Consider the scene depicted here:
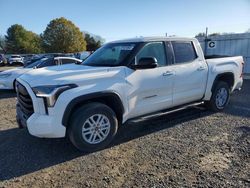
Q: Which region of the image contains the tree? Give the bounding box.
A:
[42,17,86,53]
[209,33,220,37]
[195,32,206,37]
[0,35,6,53]
[84,33,101,51]
[5,24,43,54]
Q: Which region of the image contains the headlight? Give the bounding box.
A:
[32,84,78,107]
[0,73,12,78]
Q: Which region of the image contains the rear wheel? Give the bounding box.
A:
[205,81,230,112]
[68,102,118,152]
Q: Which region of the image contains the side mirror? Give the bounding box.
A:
[132,57,158,69]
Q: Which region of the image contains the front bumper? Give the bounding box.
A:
[16,79,66,138]
[30,114,65,138]
[17,104,66,138]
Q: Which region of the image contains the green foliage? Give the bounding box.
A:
[42,17,86,53]
[3,18,103,54]
[209,33,220,37]
[84,33,101,51]
[5,24,43,54]
[0,35,6,53]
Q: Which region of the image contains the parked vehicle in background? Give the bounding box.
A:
[22,54,34,64]
[8,55,24,66]
[0,54,6,66]
[15,37,244,151]
[79,51,91,60]
[0,57,82,90]
[24,56,45,67]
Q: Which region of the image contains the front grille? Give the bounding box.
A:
[16,82,34,119]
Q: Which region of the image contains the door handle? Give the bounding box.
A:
[163,71,174,76]
[197,66,206,71]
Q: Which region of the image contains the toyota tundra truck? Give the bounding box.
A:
[16,37,244,151]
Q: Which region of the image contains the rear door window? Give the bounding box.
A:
[38,58,56,68]
[172,41,197,64]
[61,59,75,65]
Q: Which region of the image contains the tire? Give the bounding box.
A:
[205,81,230,112]
[13,80,17,92]
[68,102,118,152]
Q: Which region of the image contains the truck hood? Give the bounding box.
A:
[18,64,125,87]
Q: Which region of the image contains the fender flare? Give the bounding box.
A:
[211,72,234,92]
[62,91,125,127]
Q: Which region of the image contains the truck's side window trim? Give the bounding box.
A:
[171,41,198,64]
[164,41,175,65]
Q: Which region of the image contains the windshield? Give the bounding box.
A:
[25,58,48,68]
[83,42,138,66]
[11,55,20,58]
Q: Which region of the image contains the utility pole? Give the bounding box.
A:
[205,27,208,39]
[204,27,208,56]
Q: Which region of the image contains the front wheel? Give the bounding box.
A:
[205,81,230,112]
[68,102,118,152]
[13,80,17,92]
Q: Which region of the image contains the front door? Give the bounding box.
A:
[125,42,174,118]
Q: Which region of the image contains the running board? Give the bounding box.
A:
[128,101,204,123]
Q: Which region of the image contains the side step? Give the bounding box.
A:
[128,101,204,123]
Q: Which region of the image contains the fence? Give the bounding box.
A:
[196,33,250,73]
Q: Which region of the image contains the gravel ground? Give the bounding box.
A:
[0,80,249,187]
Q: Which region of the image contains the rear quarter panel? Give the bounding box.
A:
[204,56,244,100]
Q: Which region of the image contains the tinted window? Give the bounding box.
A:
[37,58,56,68]
[61,59,75,65]
[136,42,167,66]
[24,58,48,68]
[54,59,60,65]
[172,41,197,64]
[11,55,20,58]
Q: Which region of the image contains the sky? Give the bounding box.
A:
[0,0,249,42]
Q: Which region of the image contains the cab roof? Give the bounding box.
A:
[110,36,197,43]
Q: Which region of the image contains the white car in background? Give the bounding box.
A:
[8,55,24,65]
[0,57,82,90]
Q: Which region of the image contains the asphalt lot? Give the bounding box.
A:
[0,79,249,187]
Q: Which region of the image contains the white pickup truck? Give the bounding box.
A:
[16,37,244,151]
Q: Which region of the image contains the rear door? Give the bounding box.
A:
[126,42,175,118]
[171,41,208,106]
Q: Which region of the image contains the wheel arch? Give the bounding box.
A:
[62,91,125,127]
[211,72,234,92]
[13,79,17,91]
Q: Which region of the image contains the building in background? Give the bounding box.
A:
[196,33,250,73]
